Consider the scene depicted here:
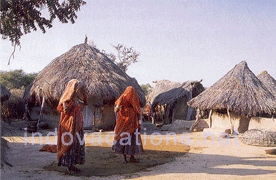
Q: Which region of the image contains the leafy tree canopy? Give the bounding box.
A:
[140,83,152,96]
[1,0,86,47]
[0,69,37,90]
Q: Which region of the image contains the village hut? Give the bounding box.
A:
[23,42,146,130]
[1,83,11,103]
[188,61,276,133]
[257,71,276,97]
[149,80,205,124]
[147,80,183,104]
[243,70,276,130]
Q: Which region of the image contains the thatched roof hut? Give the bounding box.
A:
[188,61,276,133]
[1,83,11,103]
[24,43,146,130]
[188,61,276,116]
[257,71,276,97]
[149,80,204,124]
[147,80,182,104]
[24,43,145,107]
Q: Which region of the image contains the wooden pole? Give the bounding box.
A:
[151,114,155,125]
[190,108,200,131]
[227,108,233,134]
[37,96,45,129]
[209,109,213,128]
[93,107,96,127]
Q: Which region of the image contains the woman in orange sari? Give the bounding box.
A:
[57,79,88,173]
[112,86,143,163]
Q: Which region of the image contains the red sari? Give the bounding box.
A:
[112,86,143,155]
[56,79,88,166]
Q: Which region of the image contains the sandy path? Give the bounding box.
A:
[1,129,276,180]
[132,131,276,180]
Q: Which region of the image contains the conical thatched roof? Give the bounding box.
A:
[188,61,276,116]
[150,80,204,111]
[257,71,276,97]
[147,80,182,104]
[24,43,146,107]
[0,83,11,102]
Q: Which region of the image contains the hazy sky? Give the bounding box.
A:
[1,0,275,87]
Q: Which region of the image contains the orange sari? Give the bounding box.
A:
[114,86,141,141]
[56,79,88,161]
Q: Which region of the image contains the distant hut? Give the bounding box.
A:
[188,61,276,133]
[24,42,146,130]
[149,80,204,124]
[148,80,183,104]
[257,71,276,97]
[1,83,11,103]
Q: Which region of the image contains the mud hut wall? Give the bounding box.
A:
[29,103,116,130]
[171,97,197,122]
[43,114,60,128]
[212,114,276,132]
[94,105,116,130]
[248,117,276,131]
[170,119,210,131]
[197,118,211,129]
[102,105,116,130]
[173,96,189,120]
[29,106,60,128]
[211,111,250,133]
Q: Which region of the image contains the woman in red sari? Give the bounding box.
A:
[112,86,143,163]
[57,79,88,173]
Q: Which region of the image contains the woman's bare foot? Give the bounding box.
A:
[67,165,80,174]
[123,154,128,163]
[66,166,74,174]
[129,155,139,163]
[71,166,81,173]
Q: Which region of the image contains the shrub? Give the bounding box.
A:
[1,89,25,123]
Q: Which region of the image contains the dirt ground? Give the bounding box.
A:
[1,126,276,180]
[44,131,190,177]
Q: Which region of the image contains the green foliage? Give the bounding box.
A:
[103,44,140,72]
[140,83,152,96]
[1,89,25,121]
[0,0,86,47]
[0,70,37,90]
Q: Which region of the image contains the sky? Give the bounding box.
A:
[1,0,275,88]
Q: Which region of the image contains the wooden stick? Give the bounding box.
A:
[209,109,213,128]
[227,108,234,134]
[93,107,96,127]
[190,109,200,131]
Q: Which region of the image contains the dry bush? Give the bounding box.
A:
[1,89,24,123]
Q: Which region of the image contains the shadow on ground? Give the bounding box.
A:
[43,144,190,177]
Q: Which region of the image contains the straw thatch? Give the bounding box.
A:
[151,80,204,111]
[257,71,276,97]
[1,83,11,103]
[240,129,276,147]
[188,61,276,116]
[147,80,182,104]
[150,80,204,123]
[23,43,146,107]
